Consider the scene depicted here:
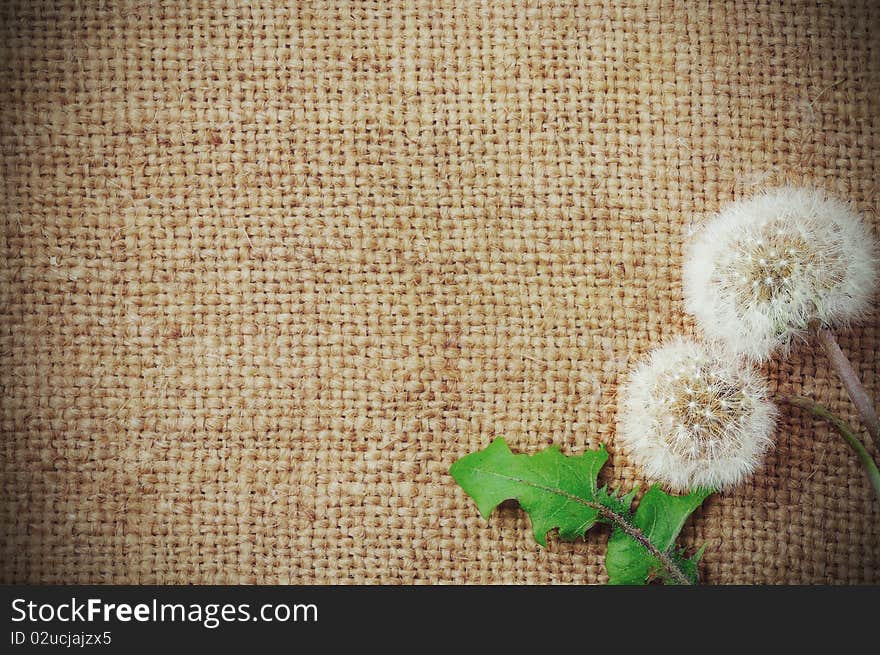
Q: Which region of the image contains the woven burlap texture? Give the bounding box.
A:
[2,1,878,584]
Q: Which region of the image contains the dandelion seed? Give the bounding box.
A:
[683,187,879,360]
[617,338,777,491]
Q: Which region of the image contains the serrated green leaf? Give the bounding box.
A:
[451,439,712,585]
[597,484,639,516]
[605,485,713,585]
[449,438,609,546]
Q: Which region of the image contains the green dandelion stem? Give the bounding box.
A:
[779,394,880,505]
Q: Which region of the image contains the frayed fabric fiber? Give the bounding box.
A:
[1,1,879,584]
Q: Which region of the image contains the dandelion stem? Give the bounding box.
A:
[815,327,880,450]
[778,395,880,505]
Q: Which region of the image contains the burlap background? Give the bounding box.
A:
[1,0,878,584]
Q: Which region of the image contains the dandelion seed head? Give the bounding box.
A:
[683,187,879,360]
[617,338,777,491]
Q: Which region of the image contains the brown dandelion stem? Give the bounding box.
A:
[815,327,880,450]
[778,395,880,505]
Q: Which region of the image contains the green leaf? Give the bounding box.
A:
[450,439,713,585]
[449,438,610,546]
[605,485,712,585]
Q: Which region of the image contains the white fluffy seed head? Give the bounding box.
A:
[683,187,879,361]
[617,338,777,492]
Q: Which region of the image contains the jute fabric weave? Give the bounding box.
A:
[2,0,878,583]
